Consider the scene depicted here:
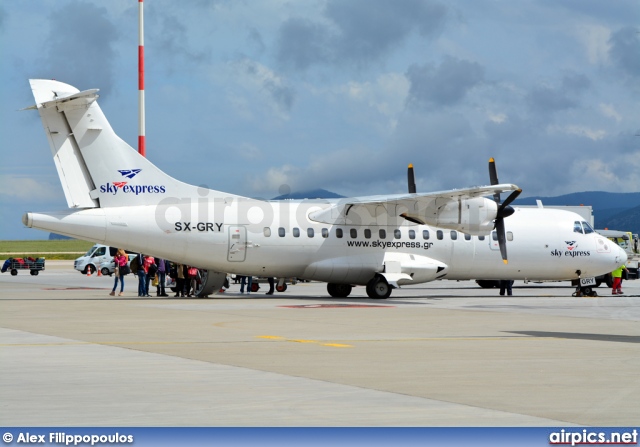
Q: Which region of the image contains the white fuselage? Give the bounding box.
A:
[25,200,627,285]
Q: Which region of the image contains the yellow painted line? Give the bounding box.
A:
[257,335,353,348]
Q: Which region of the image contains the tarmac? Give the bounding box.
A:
[1,261,639,427]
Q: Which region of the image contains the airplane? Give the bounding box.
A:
[22,79,627,298]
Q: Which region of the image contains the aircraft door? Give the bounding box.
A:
[228,226,247,262]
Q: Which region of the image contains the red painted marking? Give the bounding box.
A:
[112,182,127,189]
[138,135,146,157]
[43,287,109,290]
[138,46,144,90]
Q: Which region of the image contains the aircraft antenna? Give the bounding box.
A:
[138,0,146,157]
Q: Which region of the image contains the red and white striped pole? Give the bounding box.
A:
[138,0,146,157]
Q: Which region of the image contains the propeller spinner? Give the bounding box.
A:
[488,158,522,264]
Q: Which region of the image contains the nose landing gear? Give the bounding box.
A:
[571,270,598,297]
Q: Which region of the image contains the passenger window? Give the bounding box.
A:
[492,231,498,241]
[364,229,372,239]
[109,247,118,256]
[350,228,357,238]
[450,231,457,240]
[574,221,583,234]
[409,230,415,240]
[264,227,271,237]
[464,233,471,241]
[507,231,513,241]
[478,235,485,241]
[394,229,401,239]
[307,228,314,238]
[379,229,386,239]
[322,228,329,238]
[293,228,300,238]
[437,230,443,240]
[336,228,343,238]
[582,221,594,234]
[278,227,285,237]
[422,230,430,240]
[94,247,106,257]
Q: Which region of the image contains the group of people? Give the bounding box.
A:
[108,250,201,298]
[236,276,276,295]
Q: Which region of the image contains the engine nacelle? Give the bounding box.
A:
[401,197,497,236]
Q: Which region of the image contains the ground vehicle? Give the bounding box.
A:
[2,257,45,276]
[597,230,639,280]
[74,244,117,275]
[75,245,136,275]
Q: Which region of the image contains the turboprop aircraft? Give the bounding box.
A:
[22,79,627,298]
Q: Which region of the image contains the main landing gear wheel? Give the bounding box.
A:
[327,283,352,298]
[276,283,287,292]
[366,276,392,299]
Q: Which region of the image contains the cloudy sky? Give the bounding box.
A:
[1,0,639,240]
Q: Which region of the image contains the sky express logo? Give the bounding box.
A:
[551,241,591,258]
[99,169,167,195]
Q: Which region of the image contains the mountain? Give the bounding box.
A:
[48,233,72,240]
[515,191,640,209]
[272,189,345,200]
[515,191,640,235]
[598,205,640,235]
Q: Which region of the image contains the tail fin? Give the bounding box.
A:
[29,79,239,208]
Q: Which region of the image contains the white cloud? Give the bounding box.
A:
[488,112,507,124]
[0,175,62,201]
[228,58,295,120]
[574,24,611,65]
[548,124,606,141]
[343,73,409,115]
[599,103,622,122]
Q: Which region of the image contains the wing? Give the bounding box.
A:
[308,184,519,235]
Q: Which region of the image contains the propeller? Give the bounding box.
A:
[407,163,416,194]
[488,158,522,264]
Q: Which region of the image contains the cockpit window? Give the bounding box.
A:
[573,221,583,234]
[581,221,594,234]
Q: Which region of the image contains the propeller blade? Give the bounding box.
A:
[407,163,416,194]
[495,218,508,264]
[488,157,500,203]
[500,188,522,210]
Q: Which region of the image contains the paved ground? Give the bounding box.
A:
[1,261,639,426]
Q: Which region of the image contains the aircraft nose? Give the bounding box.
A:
[616,245,628,266]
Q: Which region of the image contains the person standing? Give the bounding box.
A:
[499,280,514,296]
[135,253,146,297]
[143,254,156,297]
[611,264,628,295]
[109,249,128,297]
[266,277,275,295]
[174,263,185,297]
[240,275,253,294]
[238,275,246,293]
[156,258,169,297]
